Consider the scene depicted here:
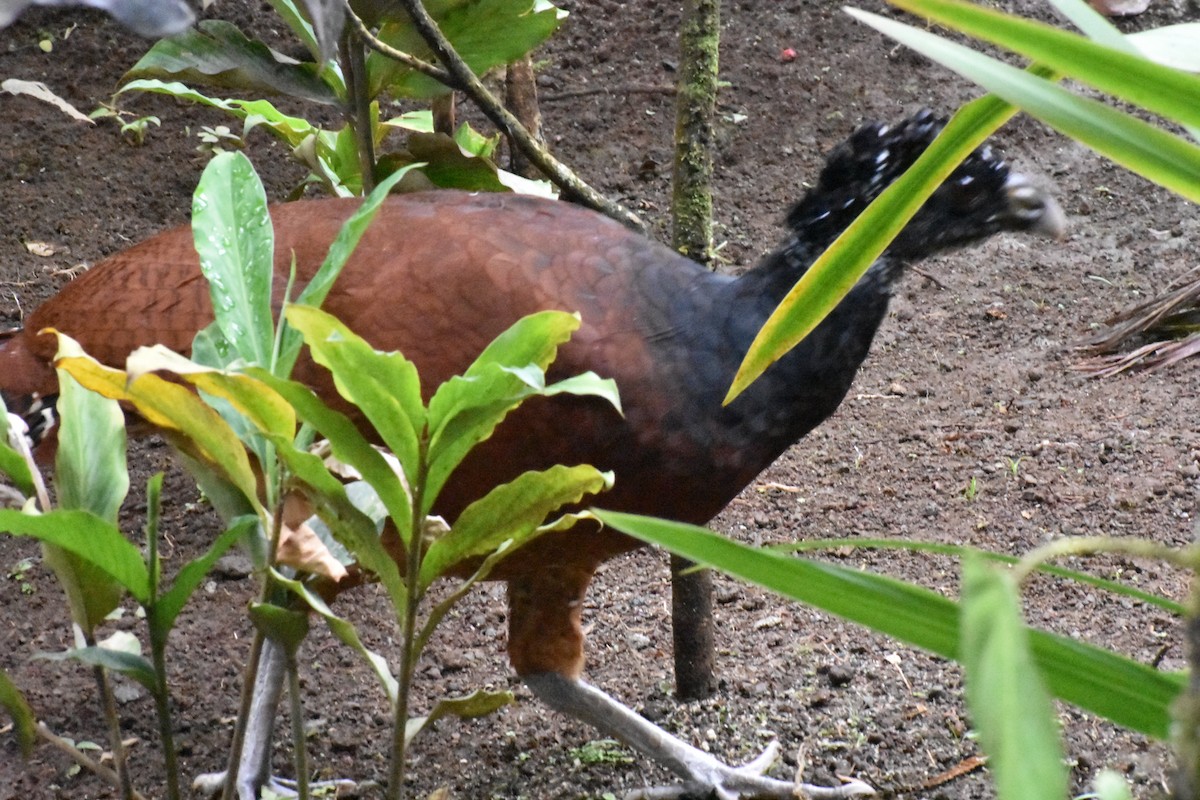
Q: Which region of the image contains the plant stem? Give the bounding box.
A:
[149,631,182,800]
[389,0,644,230]
[339,25,377,194]
[87,633,135,800]
[388,432,432,800]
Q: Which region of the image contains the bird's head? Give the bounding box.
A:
[785,108,1066,262]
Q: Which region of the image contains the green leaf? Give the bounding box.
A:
[248,602,310,653]
[277,164,421,374]
[425,311,617,512]
[57,354,261,513]
[961,558,1067,800]
[845,8,1200,203]
[153,517,253,640]
[367,0,565,99]
[885,0,1200,130]
[37,645,157,691]
[0,670,36,757]
[0,510,151,605]
[725,96,1019,401]
[404,688,514,746]
[283,305,425,483]
[121,19,338,105]
[127,347,296,442]
[779,537,1184,615]
[596,510,1182,738]
[271,570,399,705]
[193,151,277,368]
[243,368,415,547]
[420,465,613,589]
[53,336,129,523]
[404,131,509,193]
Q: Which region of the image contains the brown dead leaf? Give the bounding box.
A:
[276,520,349,582]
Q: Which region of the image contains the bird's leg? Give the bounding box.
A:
[523,672,874,800]
[193,636,285,798]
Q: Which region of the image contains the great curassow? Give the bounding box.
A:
[0,110,1064,799]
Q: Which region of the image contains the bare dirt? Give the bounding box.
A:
[1,1,1198,799]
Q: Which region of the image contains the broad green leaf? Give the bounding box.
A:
[596,510,1182,738]
[420,465,613,589]
[37,645,157,691]
[366,0,565,99]
[780,537,1184,614]
[193,151,276,368]
[961,558,1067,800]
[725,95,1019,401]
[56,354,260,509]
[153,517,254,640]
[404,131,509,193]
[462,309,580,379]
[0,670,35,757]
[243,368,414,546]
[54,335,128,523]
[404,688,514,746]
[0,510,151,604]
[271,570,398,705]
[264,0,323,65]
[249,602,310,653]
[120,20,338,105]
[278,163,421,374]
[426,311,618,512]
[127,346,296,441]
[886,0,1200,130]
[283,305,424,483]
[846,9,1200,203]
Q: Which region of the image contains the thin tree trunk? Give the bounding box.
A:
[669,0,720,701]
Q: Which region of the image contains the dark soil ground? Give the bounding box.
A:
[2,1,1199,798]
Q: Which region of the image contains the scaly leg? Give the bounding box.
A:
[523,672,875,800]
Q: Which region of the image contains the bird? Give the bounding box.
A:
[0,109,1064,799]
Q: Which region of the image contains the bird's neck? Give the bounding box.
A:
[709,241,901,450]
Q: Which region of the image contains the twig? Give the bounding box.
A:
[36,722,150,800]
[388,0,644,231]
[343,8,452,87]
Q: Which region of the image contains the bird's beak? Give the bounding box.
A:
[1004,173,1068,240]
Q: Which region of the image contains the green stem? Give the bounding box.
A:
[149,629,181,800]
[388,431,431,800]
[87,631,135,800]
[143,474,181,800]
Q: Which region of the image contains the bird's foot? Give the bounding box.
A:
[192,770,358,799]
[523,673,874,800]
[623,741,874,800]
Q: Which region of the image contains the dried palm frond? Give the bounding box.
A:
[1072,266,1200,377]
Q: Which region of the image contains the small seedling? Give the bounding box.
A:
[1005,457,1023,478]
[569,739,635,766]
[963,476,979,502]
[7,557,36,594]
